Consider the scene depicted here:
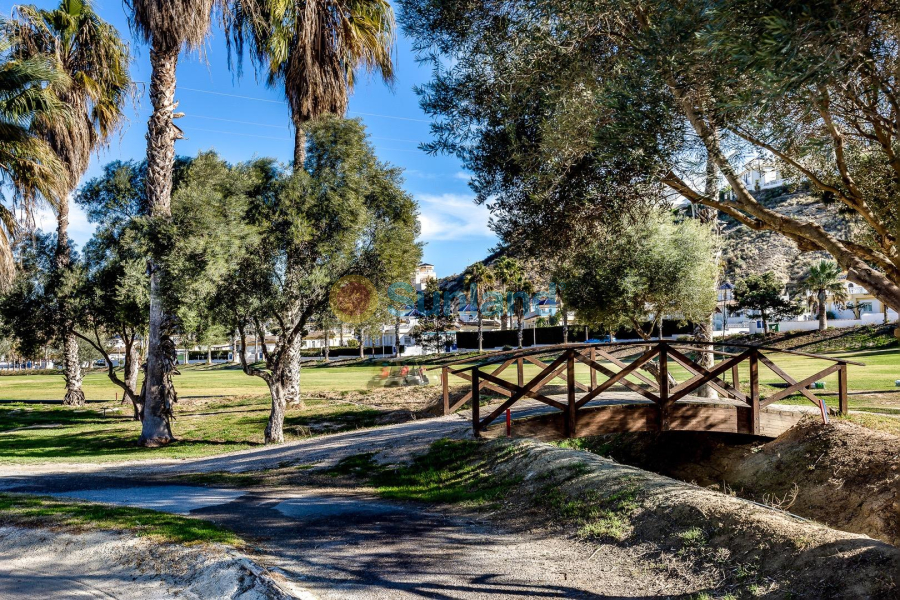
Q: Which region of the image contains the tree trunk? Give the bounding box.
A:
[140,45,182,447]
[561,303,568,344]
[517,311,524,348]
[339,326,344,346]
[324,329,330,361]
[286,336,303,408]
[695,155,719,399]
[55,196,86,407]
[477,309,483,352]
[293,122,307,169]
[818,290,828,331]
[61,334,85,406]
[264,377,287,444]
[206,345,212,365]
[394,319,400,357]
[359,332,365,359]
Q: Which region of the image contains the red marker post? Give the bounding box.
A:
[506,409,511,437]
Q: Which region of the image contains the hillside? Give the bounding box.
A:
[719,185,851,284]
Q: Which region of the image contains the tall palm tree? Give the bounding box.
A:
[492,256,520,331]
[798,261,849,331]
[9,0,131,407]
[128,0,220,445]
[463,262,494,353]
[512,273,535,349]
[225,0,396,165]
[0,27,70,285]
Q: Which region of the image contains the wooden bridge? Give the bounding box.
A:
[437,340,862,441]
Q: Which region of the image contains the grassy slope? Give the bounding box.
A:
[0,493,241,545]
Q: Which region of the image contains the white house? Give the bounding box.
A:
[729,158,786,198]
[414,263,436,292]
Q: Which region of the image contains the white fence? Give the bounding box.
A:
[749,310,898,334]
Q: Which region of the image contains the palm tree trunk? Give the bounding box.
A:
[293,122,307,168]
[140,45,182,447]
[818,290,827,331]
[477,308,483,352]
[55,197,86,407]
[517,310,524,348]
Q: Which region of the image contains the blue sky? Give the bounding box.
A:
[3,0,498,278]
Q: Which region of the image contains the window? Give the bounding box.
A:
[860,302,873,313]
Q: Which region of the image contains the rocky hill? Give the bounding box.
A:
[719,185,850,285]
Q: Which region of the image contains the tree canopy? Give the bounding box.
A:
[559,212,719,339]
[397,0,900,314]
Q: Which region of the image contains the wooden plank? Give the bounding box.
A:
[757,354,823,408]
[589,347,597,390]
[574,347,661,407]
[566,352,577,437]
[838,362,848,415]
[442,367,450,415]
[476,354,571,428]
[668,350,754,403]
[517,358,524,387]
[524,354,590,392]
[472,370,481,437]
[762,364,840,407]
[477,371,566,412]
[666,346,748,403]
[594,349,660,390]
[448,358,516,410]
[749,351,760,435]
[732,365,740,393]
[659,345,670,431]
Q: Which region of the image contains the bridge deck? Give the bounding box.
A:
[478,392,814,441]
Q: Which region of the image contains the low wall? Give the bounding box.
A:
[749,313,896,334]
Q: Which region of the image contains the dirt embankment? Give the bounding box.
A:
[0,526,296,599]
[492,439,900,599]
[569,418,900,546]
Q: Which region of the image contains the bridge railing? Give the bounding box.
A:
[436,340,861,438]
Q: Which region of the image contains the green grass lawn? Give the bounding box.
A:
[0,346,895,466]
[0,493,241,545]
[0,395,383,464]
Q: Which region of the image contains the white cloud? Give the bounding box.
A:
[454,171,473,182]
[416,193,494,242]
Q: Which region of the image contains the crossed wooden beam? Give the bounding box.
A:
[442,341,852,438]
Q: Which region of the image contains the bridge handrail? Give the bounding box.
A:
[430,339,864,373]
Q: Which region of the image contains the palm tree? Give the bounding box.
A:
[511,274,535,349]
[225,0,396,165]
[492,256,520,330]
[0,27,70,285]
[128,0,220,445]
[9,0,131,407]
[463,262,494,353]
[798,261,849,331]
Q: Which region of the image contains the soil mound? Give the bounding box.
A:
[570,417,900,546]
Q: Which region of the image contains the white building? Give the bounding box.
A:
[730,158,786,197]
[414,263,436,291]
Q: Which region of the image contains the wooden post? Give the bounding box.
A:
[732,364,741,393]
[749,351,760,435]
[838,362,848,415]
[658,343,670,431]
[442,366,450,415]
[566,350,577,437]
[517,358,524,387]
[589,347,597,390]
[472,369,481,438]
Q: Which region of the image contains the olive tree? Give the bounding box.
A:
[210,117,420,444]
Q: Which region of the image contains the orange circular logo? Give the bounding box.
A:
[329,275,378,324]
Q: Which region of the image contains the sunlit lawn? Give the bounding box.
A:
[0,362,404,403]
[0,395,383,464]
[0,346,895,465]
